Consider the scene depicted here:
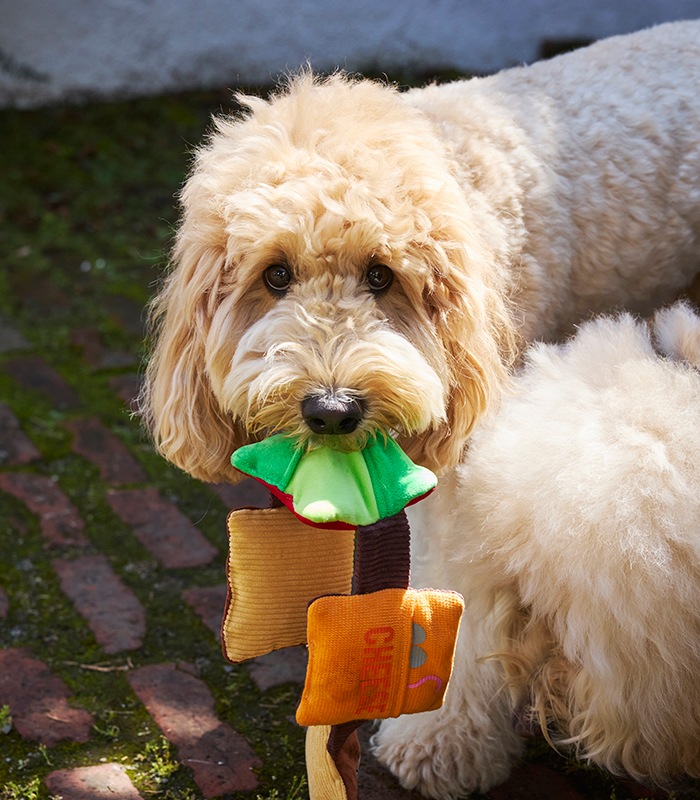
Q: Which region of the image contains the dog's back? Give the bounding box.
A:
[408,21,700,339]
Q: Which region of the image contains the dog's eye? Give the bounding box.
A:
[263,264,292,294]
[366,264,393,294]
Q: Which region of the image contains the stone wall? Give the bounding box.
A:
[2,0,699,107]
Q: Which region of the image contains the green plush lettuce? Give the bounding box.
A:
[230,434,437,528]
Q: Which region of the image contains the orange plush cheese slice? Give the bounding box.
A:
[296,588,464,726]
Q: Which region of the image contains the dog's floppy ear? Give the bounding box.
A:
[403,228,517,474]
[140,241,249,485]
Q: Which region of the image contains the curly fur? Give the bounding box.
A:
[140,19,700,798]
[375,303,700,797]
[141,21,700,487]
[141,73,516,482]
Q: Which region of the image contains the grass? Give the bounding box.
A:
[0,87,309,799]
[1,80,699,800]
[0,705,12,734]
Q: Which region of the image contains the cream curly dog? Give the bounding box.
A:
[141,19,700,797]
[380,302,700,797]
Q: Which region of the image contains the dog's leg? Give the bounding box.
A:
[372,593,523,799]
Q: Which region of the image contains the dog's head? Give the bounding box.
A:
[141,73,516,484]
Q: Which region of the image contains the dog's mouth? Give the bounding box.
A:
[254,427,393,457]
[244,424,380,454]
[241,387,414,454]
[220,322,449,457]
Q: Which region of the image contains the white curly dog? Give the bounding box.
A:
[141,20,700,797]
[376,302,700,797]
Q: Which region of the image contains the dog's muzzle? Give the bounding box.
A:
[301,394,365,435]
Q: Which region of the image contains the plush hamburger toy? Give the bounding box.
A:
[222,433,464,800]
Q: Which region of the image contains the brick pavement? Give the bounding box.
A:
[0,312,674,800]
[45,764,144,800]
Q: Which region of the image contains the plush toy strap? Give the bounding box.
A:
[300,511,464,799]
[222,436,463,799]
[320,511,412,796]
[354,513,412,593]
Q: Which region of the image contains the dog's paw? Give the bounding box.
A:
[372,711,522,799]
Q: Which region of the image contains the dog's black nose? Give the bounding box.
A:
[301,394,364,435]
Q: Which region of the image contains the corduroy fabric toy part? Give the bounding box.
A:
[222,433,464,800]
